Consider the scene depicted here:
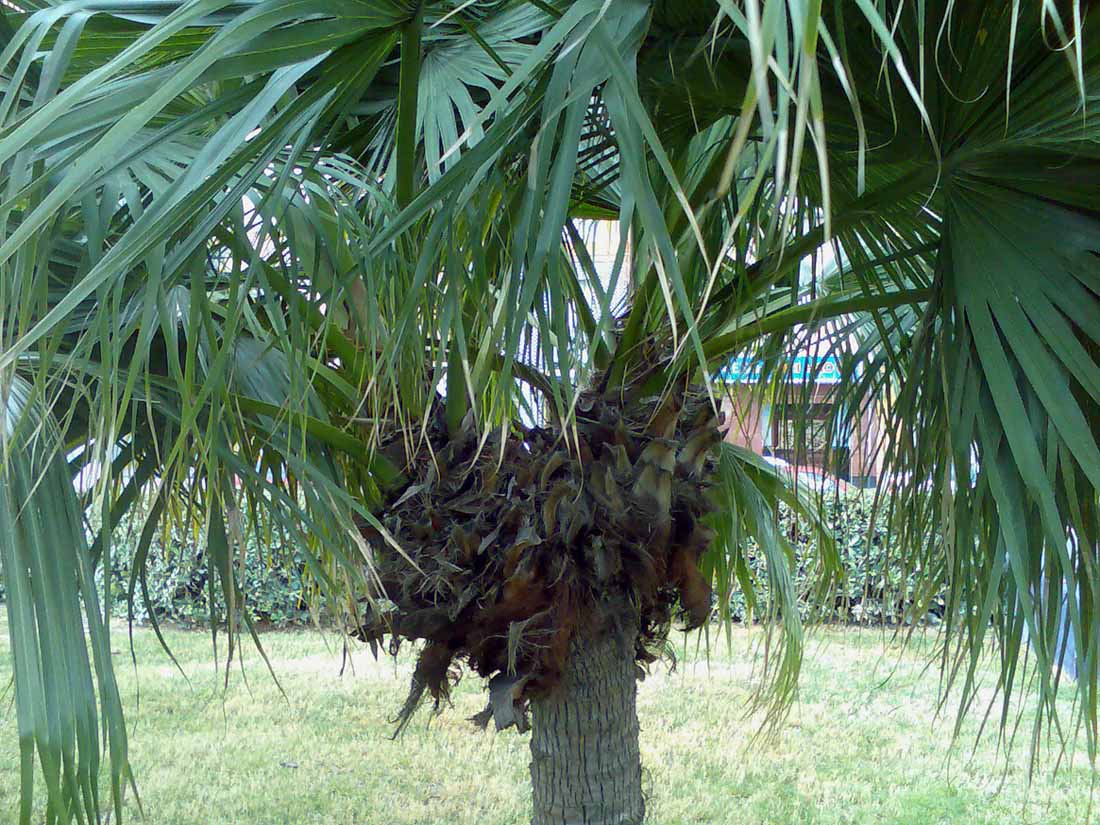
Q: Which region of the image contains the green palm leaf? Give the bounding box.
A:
[4,0,1100,819]
[1,375,129,824]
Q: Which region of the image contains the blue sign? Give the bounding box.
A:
[719,354,843,384]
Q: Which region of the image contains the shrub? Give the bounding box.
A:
[0,491,935,628]
[728,489,944,625]
[95,517,315,629]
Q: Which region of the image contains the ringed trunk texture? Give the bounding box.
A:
[529,625,644,825]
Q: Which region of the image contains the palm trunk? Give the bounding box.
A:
[529,625,645,825]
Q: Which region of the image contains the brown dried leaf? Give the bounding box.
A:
[477,524,503,556]
[541,480,574,537]
[604,443,632,477]
[392,482,430,508]
[539,451,568,490]
[487,673,531,732]
[677,427,721,476]
[639,439,676,471]
[564,496,592,547]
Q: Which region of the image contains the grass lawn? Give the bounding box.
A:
[0,618,1094,824]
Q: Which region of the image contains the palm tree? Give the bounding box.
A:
[2,1,1099,823]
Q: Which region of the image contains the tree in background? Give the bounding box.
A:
[1,2,1098,823]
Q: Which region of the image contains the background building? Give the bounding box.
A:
[719,352,883,487]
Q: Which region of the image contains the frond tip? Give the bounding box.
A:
[1,375,130,825]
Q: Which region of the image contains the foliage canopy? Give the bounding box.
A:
[2,1,1100,821]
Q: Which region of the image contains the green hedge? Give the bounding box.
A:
[94,519,314,629]
[728,490,943,625]
[106,548,311,629]
[0,492,935,628]
[0,508,315,627]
